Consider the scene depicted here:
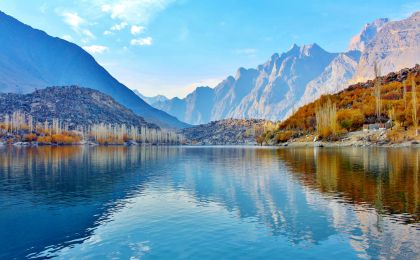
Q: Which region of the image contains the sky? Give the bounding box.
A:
[0,0,418,98]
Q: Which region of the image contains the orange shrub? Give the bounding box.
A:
[51,134,81,145]
[24,133,37,142]
[37,136,52,144]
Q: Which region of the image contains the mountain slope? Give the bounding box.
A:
[132,90,168,106]
[353,12,420,82]
[348,18,390,52]
[0,86,157,129]
[296,50,361,111]
[155,44,337,124]
[156,12,419,124]
[0,11,187,129]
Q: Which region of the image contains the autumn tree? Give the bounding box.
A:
[316,98,338,139]
[412,79,418,135]
[373,62,382,122]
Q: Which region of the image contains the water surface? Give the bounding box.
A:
[0,146,419,259]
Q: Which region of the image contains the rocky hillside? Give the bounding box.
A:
[0,86,157,129]
[262,65,420,144]
[181,119,274,145]
[0,11,187,129]
[155,12,420,124]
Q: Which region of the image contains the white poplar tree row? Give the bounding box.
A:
[0,111,186,144]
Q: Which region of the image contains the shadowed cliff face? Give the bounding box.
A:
[0,146,418,259]
[0,11,188,129]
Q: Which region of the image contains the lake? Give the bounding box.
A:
[0,146,419,259]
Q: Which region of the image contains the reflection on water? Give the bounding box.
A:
[0,146,418,259]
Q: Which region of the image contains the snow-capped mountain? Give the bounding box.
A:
[0,11,188,129]
[155,11,420,124]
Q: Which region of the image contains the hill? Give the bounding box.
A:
[0,11,187,129]
[181,119,274,145]
[261,65,420,144]
[0,86,157,129]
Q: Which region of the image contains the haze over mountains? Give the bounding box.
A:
[0,11,187,129]
[154,12,420,125]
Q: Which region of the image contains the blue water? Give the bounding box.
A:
[0,146,419,259]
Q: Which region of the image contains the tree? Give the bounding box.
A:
[412,79,418,136]
[316,98,338,139]
[373,62,382,122]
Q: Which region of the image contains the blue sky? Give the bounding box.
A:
[0,0,418,98]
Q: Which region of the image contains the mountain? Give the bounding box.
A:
[348,18,390,52]
[295,50,361,113]
[132,90,168,106]
[353,11,420,82]
[0,86,157,129]
[155,86,214,125]
[156,12,419,124]
[0,11,187,129]
[155,44,337,124]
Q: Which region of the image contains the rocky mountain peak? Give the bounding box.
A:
[348,17,389,52]
[299,43,324,57]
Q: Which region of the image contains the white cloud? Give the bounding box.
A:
[103,30,112,35]
[62,12,85,28]
[110,22,128,31]
[61,11,95,40]
[83,45,109,54]
[130,37,152,46]
[99,0,177,24]
[61,35,74,42]
[130,25,145,35]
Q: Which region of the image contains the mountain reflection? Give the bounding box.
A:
[276,147,420,223]
[0,146,419,259]
[0,146,180,259]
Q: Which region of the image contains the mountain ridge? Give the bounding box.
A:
[155,12,419,125]
[0,11,188,129]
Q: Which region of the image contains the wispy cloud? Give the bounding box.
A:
[61,35,74,42]
[62,12,84,28]
[130,37,153,46]
[99,0,177,24]
[83,45,109,54]
[61,11,95,40]
[131,25,145,35]
[110,22,128,31]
